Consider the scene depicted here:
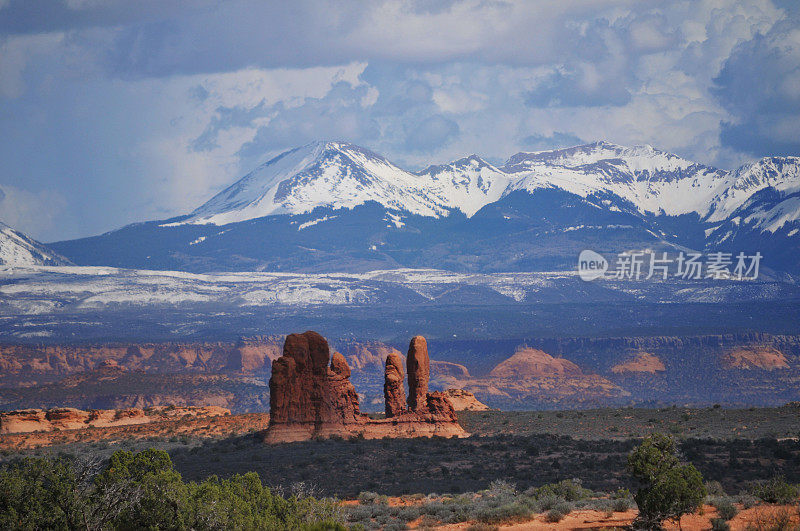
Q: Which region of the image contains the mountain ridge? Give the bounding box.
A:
[180,140,800,232]
[47,140,800,275]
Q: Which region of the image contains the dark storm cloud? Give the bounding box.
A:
[712,16,800,157]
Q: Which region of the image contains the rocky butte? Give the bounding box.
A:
[264,332,467,443]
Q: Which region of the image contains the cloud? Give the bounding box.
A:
[404,114,459,152]
[232,82,381,162]
[712,15,800,157]
[0,1,671,77]
[0,185,67,241]
[525,64,633,108]
[0,0,797,240]
[522,132,585,151]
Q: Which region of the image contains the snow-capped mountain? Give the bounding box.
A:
[188,141,451,224]
[706,156,800,223]
[51,140,800,275]
[0,222,71,267]
[186,140,799,230]
[503,141,733,218]
[415,155,510,217]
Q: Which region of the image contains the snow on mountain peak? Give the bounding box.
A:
[503,140,697,176]
[188,140,449,225]
[415,154,510,216]
[503,141,732,217]
[183,140,799,228]
[706,156,800,223]
[0,222,71,267]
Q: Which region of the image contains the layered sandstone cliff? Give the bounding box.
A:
[0,405,229,434]
[0,337,284,387]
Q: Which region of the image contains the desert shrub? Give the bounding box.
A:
[484,479,516,497]
[627,433,706,530]
[346,505,372,522]
[553,500,572,515]
[750,476,799,504]
[735,493,759,509]
[357,491,382,505]
[544,508,566,522]
[367,503,391,519]
[396,506,421,522]
[711,497,738,521]
[481,502,530,523]
[537,494,567,511]
[528,478,592,501]
[584,498,612,512]
[706,480,727,497]
[612,487,632,499]
[710,517,730,531]
[748,506,794,531]
[612,497,631,512]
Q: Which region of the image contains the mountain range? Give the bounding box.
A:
[18,140,800,275]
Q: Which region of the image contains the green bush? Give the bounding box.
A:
[536,494,566,511]
[627,433,706,530]
[710,517,730,531]
[711,497,738,521]
[552,500,572,515]
[750,476,799,504]
[612,497,631,512]
[544,508,566,522]
[528,479,592,501]
[0,449,345,531]
[705,480,727,496]
[734,493,759,509]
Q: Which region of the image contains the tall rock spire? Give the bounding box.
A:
[406,335,430,411]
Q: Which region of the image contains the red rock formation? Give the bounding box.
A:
[384,352,406,417]
[431,360,471,379]
[407,336,430,411]
[0,406,229,434]
[266,332,362,441]
[337,341,403,371]
[442,389,491,411]
[611,352,666,374]
[721,345,789,370]
[425,392,458,421]
[265,331,467,443]
[447,347,629,407]
[0,337,285,388]
[227,337,281,372]
[488,348,582,378]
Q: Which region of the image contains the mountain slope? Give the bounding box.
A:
[187,141,451,224]
[0,222,71,267]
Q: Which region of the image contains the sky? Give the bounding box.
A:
[0,0,798,242]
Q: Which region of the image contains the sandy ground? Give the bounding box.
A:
[463,505,798,530]
[373,503,800,530]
